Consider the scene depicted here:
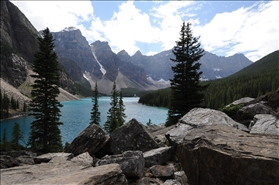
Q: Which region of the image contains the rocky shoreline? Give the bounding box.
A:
[1,91,279,185]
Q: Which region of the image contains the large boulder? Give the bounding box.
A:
[110,119,159,154]
[226,97,255,107]
[175,124,279,185]
[96,150,145,178]
[0,150,36,169]
[143,146,175,168]
[250,114,279,135]
[64,123,107,156]
[237,103,272,120]
[0,159,128,185]
[166,108,248,145]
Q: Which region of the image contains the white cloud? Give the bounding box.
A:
[10,1,278,61]
[199,1,279,62]
[88,1,161,55]
[146,51,158,56]
[11,1,93,32]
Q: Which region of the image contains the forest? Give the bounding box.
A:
[138,50,279,110]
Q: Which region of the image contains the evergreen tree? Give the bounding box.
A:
[90,83,101,125]
[147,119,152,126]
[11,122,23,146]
[117,91,126,127]
[23,102,28,112]
[11,96,17,110]
[166,22,208,126]
[104,82,119,134]
[28,27,63,153]
[0,90,3,119]
[2,93,10,118]
[1,129,11,151]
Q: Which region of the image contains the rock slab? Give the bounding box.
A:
[166,108,249,145]
[0,160,128,185]
[175,124,279,185]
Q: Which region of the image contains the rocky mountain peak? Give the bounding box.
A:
[133,50,143,57]
[91,41,111,52]
[117,50,130,57]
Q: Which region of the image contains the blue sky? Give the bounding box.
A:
[11,1,278,62]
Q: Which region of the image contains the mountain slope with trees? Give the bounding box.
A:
[203,49,279,109]
[138,50,279,110]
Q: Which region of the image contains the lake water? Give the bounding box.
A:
[0,97,168,146]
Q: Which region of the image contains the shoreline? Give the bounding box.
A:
[0,112,29,122]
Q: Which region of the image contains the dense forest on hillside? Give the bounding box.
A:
[138,50,279,110]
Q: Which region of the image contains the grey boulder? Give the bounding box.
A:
[96,150,145,178]
[110,119,159,154]
[250,114,279,135]
[166,108,248,145]
[143,146,175,168]
[175,124,279,185]
[64,123,107,156]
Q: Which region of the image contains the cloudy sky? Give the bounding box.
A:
[11,0,278,62]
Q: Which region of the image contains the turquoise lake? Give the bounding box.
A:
[0,97,168,146]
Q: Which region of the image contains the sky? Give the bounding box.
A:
[11,0,278,62]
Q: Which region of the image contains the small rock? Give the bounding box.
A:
[71,152,93,166]
[149,164,175,179]
[34,152,73,164]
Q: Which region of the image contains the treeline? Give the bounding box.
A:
[138,50,279,110]
[138,88,170,107]
[0,90,28,119]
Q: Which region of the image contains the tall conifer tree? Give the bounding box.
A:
[11,122,23,146]
[117,91,126,127]
[28,28,63,152]
[104,82,119,134]
[90,83,101,125]
[166,22,208,126]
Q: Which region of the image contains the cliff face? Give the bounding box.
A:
[0,0,39,63]
[0,1,78,96]
[0,0,39,87]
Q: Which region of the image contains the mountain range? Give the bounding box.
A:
[1,0,253,97]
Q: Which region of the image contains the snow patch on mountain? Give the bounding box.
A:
[215,75,222,79]
[90,47,106,76]
[147,76,170,86]
[213,68,222,71]
[83,72,90,81]
[62,27,78,32]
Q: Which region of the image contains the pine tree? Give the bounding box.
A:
[166,22,208,126]
[104,82,119,134]
[3,93,10,118]
[90,83,101,125]
[0,90,3,119]
[117,91,126,127]
[11,122,23,146]
[1,129,11,151]
[28,27,63,153]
